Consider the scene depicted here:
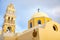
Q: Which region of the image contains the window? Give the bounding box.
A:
[8,17,10,20]
[30,22,32,28]
[7,27,11,31]
[53,24,58,31]
[11,17,13,21]
[38,20,41,24]
[8,17,10,23]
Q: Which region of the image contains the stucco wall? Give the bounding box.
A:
[39,28,60,40]
[17,27,39,40]
[39,21,60,40]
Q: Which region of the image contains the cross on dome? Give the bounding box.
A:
[38,8,40,12]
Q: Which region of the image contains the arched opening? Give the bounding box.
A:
[11,17,14,23]
[7,27,11,32]
[38,20,41,24]
[53,24,58,31]
[8,17,10,20]
[30,22,32,28]
[11,17,13,21]
[8,17,10,23]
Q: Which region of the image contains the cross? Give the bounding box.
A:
[38,8,40,12]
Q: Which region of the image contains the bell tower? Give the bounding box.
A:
[2,3,16,33]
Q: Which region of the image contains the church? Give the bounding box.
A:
[0,3,60,40]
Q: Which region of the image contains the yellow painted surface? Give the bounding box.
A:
[32,12,49,18]
[4,36,16,40]
[39,28,60,40]
[28,11,52,29]
[28,17,51,29]
[7,3,15,12]
[39,21,60,40]
[18,21,60,40]
[28,18,34,29]
[3,3,16,33]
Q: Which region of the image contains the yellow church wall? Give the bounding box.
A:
[17,30,33,40]
[28,17,51,29]
[38,21,60,40]
[3,25,7,33]
[45,17,52,22]
[28,18,34,29]
[33,17,45,25]
[3,36,16,40]
[3,21,60,40]
[11,25,15,33]
[45,21,60,32]
[17,27,40,40]
[39,28,60,40]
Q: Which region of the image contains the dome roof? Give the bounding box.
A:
[32,12,49,18]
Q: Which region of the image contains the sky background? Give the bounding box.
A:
[0,0,60,33]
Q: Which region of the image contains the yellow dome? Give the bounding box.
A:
[32,12,49,18]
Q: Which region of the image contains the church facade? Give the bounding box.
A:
[0,3,60,40]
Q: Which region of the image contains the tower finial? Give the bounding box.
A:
[38,8,40,12]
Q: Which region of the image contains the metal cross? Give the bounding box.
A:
[38,8,40,12]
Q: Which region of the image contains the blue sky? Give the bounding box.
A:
[0,0,60,32]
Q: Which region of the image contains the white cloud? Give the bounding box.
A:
[52,6,60,17]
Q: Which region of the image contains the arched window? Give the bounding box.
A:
[53,24,58,31]
[38,20,41,24]
[11,17,13,21]
[30,22,32,28]
[7,27,11,32]
[8,17,10,20]
[8,17,10,23]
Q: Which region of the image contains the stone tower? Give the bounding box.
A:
[2,3,16,33]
